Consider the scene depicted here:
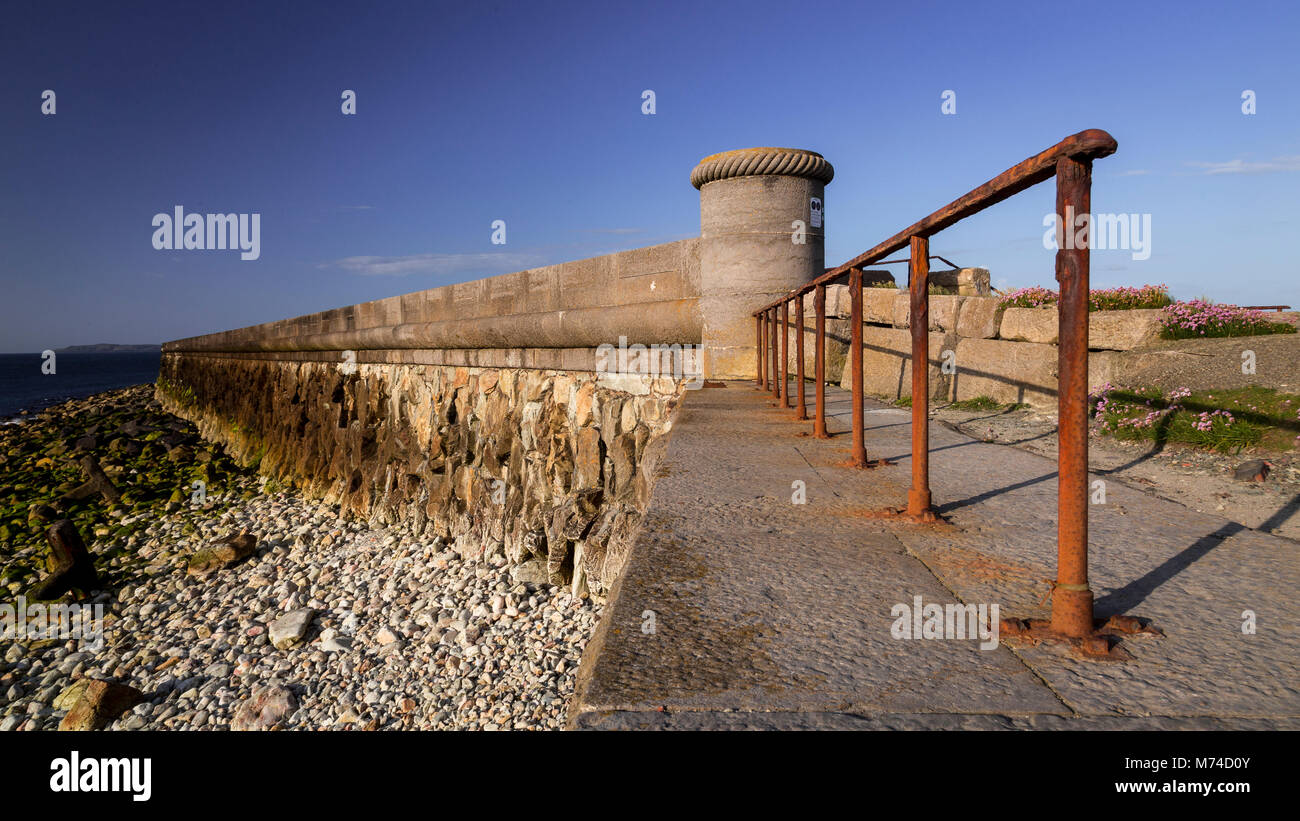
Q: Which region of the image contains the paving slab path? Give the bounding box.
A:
[569,379,1300,729]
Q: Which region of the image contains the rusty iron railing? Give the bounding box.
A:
[752,128,1118,641]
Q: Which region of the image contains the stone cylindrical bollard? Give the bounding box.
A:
[692,147,834,379]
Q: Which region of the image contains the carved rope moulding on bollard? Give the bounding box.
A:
[690,147,835,189]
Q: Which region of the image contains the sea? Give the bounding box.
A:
[0,351,162,420]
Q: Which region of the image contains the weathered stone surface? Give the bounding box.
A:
[594,373,651,395]
[863,288,900,325]
[52,679,91,712]
[837,326,954,401]
[927,295,965,332]
[952,337,1057,406]
[822,319,852,382]
[158,359,684,597]
[784,318,850,384]
[1088,350,1121,393]
[187,531,257,576]
[1102,335,1300,393]
[545,490,601,585]
[230,684,297,731]
[999,307,1058,344]
[839,326,907,396]
[815,284,851,319]
[955,296,1003,339]
[571,382,1300,729]
[892,293,911,329]
[929,267,990,296]
[58,680,144,731]
[804,281,891,321]
[269,608,316,650]
[891,291,965,330]
[572,426,602,490]
[511,559,550,586]
[1089,308,1164,350]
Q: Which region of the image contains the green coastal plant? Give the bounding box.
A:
[947,396,1004,411]
[1089,383,1299,452]
[157,377,198,408]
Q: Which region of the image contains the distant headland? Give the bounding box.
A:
[55,343,161,353]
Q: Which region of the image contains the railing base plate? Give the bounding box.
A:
[999,615,1162,661]
[855,505,949,525]
[836,457,894,470]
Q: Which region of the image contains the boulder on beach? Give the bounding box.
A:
[230,684,297,731]
[187,531,258,576]
[58,680,145,731]
[269,608,316,650]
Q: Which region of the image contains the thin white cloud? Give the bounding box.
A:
[1116,169,1150,176]
[326,251,548,277]
[1187,155,1300,175]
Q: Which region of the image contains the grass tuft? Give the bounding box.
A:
[947,396,1004,411]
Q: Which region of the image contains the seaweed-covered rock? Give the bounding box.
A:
[31,519,98,600]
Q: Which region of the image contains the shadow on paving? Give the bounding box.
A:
[569,381,1300,730]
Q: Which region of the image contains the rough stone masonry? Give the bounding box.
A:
[158,357,684,597]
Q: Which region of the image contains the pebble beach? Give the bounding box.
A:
[0,385,601,731]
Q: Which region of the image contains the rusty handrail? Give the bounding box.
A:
[753,129,1117,317]
[753,128,1122,649]
[852,254,964,270]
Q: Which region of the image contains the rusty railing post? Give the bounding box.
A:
[756,314,765,388]
[769,307,779,399]
[780,299,791,407]
[795,294,807,419]
[813,284,828,438]
[907,235,934,518]
[1052,154,1095,639]
[849,267,867,466]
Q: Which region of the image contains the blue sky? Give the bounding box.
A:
[1,0,1297,352]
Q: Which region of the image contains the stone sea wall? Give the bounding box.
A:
[157,354,685,598]
[149,146,835,604]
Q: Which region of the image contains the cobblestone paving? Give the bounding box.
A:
[570,380,1300,729]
